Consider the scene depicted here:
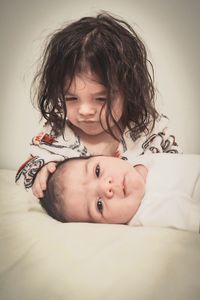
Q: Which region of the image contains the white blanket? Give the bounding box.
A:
[0,169,200,300]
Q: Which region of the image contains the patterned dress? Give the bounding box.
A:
[15,114,181,189]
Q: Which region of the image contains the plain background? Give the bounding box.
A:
[0,0,200,170]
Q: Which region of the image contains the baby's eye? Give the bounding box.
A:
[97,199,103,213]
[95,164,101,178]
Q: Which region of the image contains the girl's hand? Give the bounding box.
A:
[32,162,57,199]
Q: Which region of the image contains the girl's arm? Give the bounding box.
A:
[15,123,90,191]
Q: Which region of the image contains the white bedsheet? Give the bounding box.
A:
[0,169,200,300]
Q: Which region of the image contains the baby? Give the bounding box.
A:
[41,153,200,233]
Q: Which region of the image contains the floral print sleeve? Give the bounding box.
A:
[15,123,90,189]
[117,114,182,157]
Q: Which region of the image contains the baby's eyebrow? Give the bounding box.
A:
[84,159,90,176]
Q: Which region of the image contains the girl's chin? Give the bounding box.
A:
[80,127,106,136]
[70,123,105,136]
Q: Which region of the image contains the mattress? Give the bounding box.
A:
[0,169,200,300]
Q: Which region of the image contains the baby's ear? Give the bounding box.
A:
[134,165,148,183]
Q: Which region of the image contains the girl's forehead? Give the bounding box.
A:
[64,73,107,92]
[71,71,103,83]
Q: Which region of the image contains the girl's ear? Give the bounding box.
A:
[134,164,148,183]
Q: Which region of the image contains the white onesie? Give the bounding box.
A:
[124,153,200,233]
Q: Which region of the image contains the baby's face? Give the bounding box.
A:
[60,156,147,224]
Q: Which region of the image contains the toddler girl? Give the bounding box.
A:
[16,12,181,198]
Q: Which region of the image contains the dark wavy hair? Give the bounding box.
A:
[32,11,159,140]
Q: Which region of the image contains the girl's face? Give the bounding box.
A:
[64,73,123,136]
[60,156,147,224]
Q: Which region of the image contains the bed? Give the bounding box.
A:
[0,169,200,300]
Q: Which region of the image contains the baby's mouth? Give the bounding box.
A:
[122,176,126,197]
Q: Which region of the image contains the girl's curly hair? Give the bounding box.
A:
[32,12,159,140]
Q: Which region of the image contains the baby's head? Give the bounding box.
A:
[41,156,148,224]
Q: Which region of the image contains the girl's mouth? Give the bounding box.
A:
[78,119,98,123]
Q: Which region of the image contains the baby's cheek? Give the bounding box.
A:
[138,183,146,199]
[133,180,145,199]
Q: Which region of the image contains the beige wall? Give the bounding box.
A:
[0,0,200,170]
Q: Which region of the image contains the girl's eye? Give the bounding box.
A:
[96,97,107,102]
[97,199,103,213]
[65,96,77,101]
[95,164,101,178]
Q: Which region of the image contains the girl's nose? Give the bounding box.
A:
[78,103,96,117]
[100,176,114,199]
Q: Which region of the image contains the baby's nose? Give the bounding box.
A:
[100,177,115,199]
